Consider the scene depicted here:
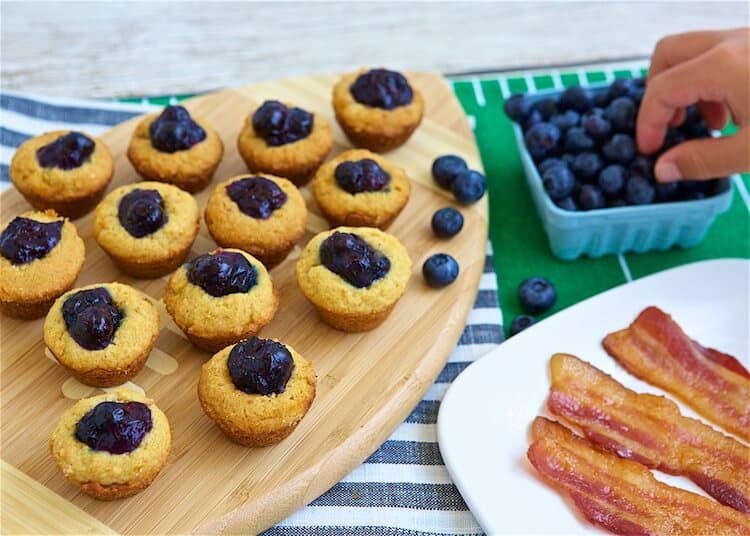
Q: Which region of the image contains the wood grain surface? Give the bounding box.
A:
[1,2,746,98]
[0,71,487,534]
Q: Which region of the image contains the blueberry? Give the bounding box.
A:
[524,122,561,161]
[593,91,610,108]
[607,78,636,101]
[252,100,314,146]
[431,155,468,190]
[335,159,390,194]
[581,109,611,141]
[559,86,591,113]
[284,107,314,138]
[577,184,606,210]
[226,176,288,219]
[62,288,124,351]
[533,98,558,120]
[522,109,544,131]
[36,131,95,170]
[187,251,258,297]
[661,128,686,151]
[75,401,152,454]
[550,110,580,131]
[320,231,390,288]
[252,100,287,133]
[452,170,487,204]
[561,153,577,167]
[518,277,556,314]
[422,253,459,288]
[629,155,654,180]
[564,127,595,154]
[227,337,294,395]
[350,68,413,109]
[509,315,536,336]
[571,151,604,182]
[0,216,63,265]
[503,94,532,123]
[117,189,167,238]
[598,165,628,196]
[431,207,464,238]
[625,175,655,205]
[602,134,636,164]
[149,105,206,153]
[654,181,679,202]
[682,106,711,139]
[542,165,575,200]
[605,97,636,132]
[554,196,577,211]
[538,157,568,175]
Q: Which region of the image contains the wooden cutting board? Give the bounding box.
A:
[0,71,487,534]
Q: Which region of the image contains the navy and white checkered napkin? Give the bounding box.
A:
[0,91,503,535]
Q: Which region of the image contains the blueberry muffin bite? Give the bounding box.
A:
[164,248,278,352]
[127,105,224,193]
[332,68,424,152]
[295,227,411,331]
[9,130,114,218]
[93,181,200,278]
[0,210,85,319]
[312,149,411,229]
[50,389,171,500]
[237,100,333,186]
[198,337,316,446]
[44,283,160,387]
[205,174,307,268]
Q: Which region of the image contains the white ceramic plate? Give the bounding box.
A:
[437,258,749,534]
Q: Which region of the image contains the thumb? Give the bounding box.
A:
[654,127,750,182]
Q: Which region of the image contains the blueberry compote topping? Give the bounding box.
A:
[149,105,206,153]
[334,159,390,194]
[62,288,124,351]
[227,337,294,395]
[350,69,413,110]
[319,231,390,288]
[0,217,63,265]
[75,401,152,454]
[226,176,287,219]
[252,100,314,146]
[36,131,95,170]
[186,251,257,297]
[117,189,167,238]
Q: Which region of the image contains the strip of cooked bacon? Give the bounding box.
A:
[547,353,750,512]
[527,417,750,535]
[602,306,750,441]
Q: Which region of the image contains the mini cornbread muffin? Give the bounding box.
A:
[50,389,171,500]
[295,227,411,332]
[237,100,333,186]
[93,181,200,278]
[312,149,411,229]
[205,174,307,268]
[0,210,85,319]
[127,105,224,193]
[198,337,316,446]
[9,130,114,218]
[164,248,279,352]
[332,68,424,152]
[44,283,160,387]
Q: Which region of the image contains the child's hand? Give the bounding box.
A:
[637,28,749,182]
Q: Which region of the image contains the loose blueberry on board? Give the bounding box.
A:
[453,170,487,204]
[350,68,413,109]
[518,277,556,314]
[0,217,63,265]
[524,122,561,161]
[36,131,95,170]
[532,98,558,121]
[252,100,315,146]
[187,251,258,297]
[655,181,679,202]
[538,157,568,175]
[558,86,591,113]
[604,97,636,132]
[320,231,390,288]
[503,94,532,123]
[227,176,288,219]
[431,155,468,190]
[554,196,578,211]
[550,110,580,132]
[564,127,595,154]
[335,159,391,194]
[598,164,628,197]
[117,189,167,238]
[542,166,575,200]
[509,315,536,336]
[625,175,656,205]
[431,207,464,238]
[62,288,124,351]
[149,105,206,153]
[75,401,152,454]
[571,152,604,182]
[227,337,295,396]
[422,253,460,288]
[577,184,607,210]
[581,109,611,142]
[602,133,636,165]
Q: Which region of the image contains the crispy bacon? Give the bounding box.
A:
[602,306,750,441]
[527,417,750,535]
[547,353,750,512]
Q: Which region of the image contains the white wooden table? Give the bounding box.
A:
[1,1,746,97]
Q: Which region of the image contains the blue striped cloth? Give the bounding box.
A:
[0,91,503,535]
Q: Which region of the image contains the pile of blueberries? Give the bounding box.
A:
[504,79,729,211]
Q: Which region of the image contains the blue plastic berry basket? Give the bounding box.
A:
[511,85,734,261]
